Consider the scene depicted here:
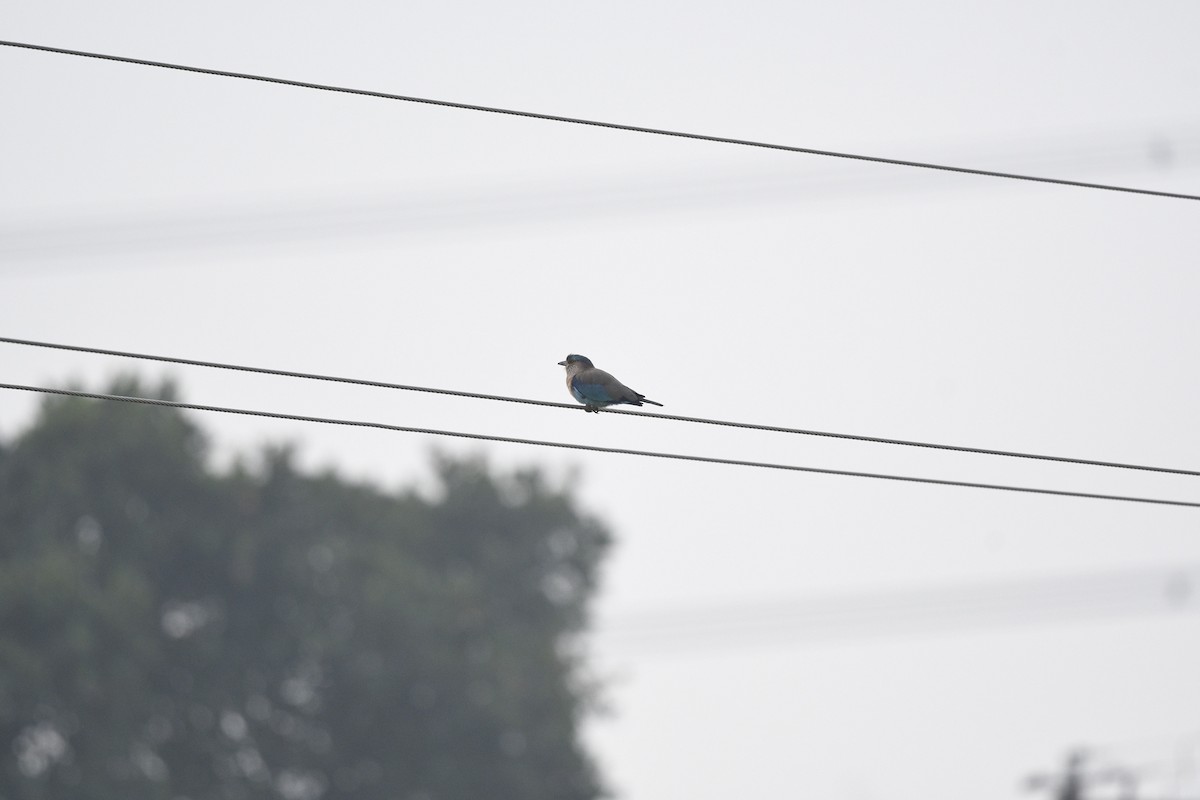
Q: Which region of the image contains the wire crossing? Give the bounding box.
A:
[2,382,1198,509]
[2,335,1196,478]
[2,39,1198,203]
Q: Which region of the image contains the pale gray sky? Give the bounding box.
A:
[3,2,1200,798]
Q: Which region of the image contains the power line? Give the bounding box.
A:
[5,132,1195,263]
[2,335,1196,478]
[2,39,1198,203]
[598,564,1198,653]
[2,381,1199,509]
[0,335,570,407]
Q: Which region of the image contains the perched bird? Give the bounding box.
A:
[557,354,663,412]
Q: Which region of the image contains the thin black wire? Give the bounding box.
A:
[3,335,1196,478]
[0,335,571,408]
[2,39,1198,203]
[2,382,1198,509]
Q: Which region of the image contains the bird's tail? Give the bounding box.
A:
[640,399,664,407]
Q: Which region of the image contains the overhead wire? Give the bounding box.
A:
[2,381,1199,508]
[4,132,1196,264]
[597,564,1199,653]
[2,39,1198,203]
[2,335,1196,478]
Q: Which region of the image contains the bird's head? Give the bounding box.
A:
[557,354,594,369]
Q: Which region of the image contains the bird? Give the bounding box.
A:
[557,354,663,413]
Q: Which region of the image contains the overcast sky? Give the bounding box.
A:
[3,3,1200,798]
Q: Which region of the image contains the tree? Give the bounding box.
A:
[0,377,611,800]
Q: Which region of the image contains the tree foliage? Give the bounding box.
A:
[0,377,611,800]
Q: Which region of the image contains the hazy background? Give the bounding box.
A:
[3,2,1200,798]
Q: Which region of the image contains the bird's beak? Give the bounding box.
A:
[557,360,567,366]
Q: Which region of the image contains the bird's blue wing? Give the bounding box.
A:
[570,378,617,404]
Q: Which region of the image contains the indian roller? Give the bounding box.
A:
[558,354,663,413]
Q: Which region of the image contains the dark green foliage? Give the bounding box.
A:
[0,377,610,800]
